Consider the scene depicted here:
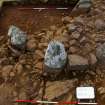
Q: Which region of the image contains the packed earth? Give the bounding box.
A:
[0,0,105,105]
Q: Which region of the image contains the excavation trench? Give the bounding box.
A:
[0,2,77,105]
[0,4,75,36]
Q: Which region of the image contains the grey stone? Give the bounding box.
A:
[68,54,89,71]
[44,41,67,69]
[8,25,27,49]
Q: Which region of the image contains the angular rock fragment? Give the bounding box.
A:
[44,41,67,76]
[26,39,37,51]
[67,54,89,71]
[8,25,27,50]
[45,79,77,100]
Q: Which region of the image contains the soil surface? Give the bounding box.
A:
[0,4,72,35]
[0,1,105,105]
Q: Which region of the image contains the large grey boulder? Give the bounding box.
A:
[8,25,27,50]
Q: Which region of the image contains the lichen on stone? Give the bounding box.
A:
[44,40,67,69]
[8,25,27,47]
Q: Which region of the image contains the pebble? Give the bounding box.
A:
[89,53,97,65]
[69,39,77,46]
[71,31,81,39]
[45,79,77,100]
[35,62,43,70]
[2,65,13,78]
[35,50,44,59]
[80,36,87,43]
[95,19,105,31]
[69,46,79,54]
[27,39,37,51]
[96,43,105,64]
[15,63,23,74]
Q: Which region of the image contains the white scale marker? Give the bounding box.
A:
[18,8,69,10]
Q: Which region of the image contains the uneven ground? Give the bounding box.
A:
[0,0,105,105]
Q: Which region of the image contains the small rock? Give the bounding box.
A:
[0,84,14,105]
[98,87,105,95]
[68,54,89,71]
[89,53,97,65]
[35,50,44,59]
[96,43,105,64]
[2,65,13,79]
[71,31,80,39]
[69,46,79,54]
[8,25,27,50]
[10,72,15,77]
[69,39,77,46]
[35,62,43,70]
[67,24,77,32]
[38,43,48,49]
[95,19,105,31]
[27,39,37,51]
[74,17,84,25]
[45,79,77,100]
[78,0,92,10]
[50,25,57,31]
[80,36,87,43]
[62,16,72,24]
[15,63,23,74]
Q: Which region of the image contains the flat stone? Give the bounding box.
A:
[45,79,77,100]
[68,54,89,71]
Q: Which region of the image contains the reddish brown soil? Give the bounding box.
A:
[0,5,72,36]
